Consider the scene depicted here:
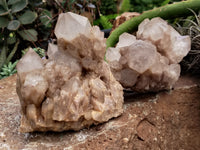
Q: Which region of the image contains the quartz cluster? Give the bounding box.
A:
[16,12,123,132]
[106,17,191,92]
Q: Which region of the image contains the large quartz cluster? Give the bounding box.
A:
[106,17,191,92]
[16,12,123,132]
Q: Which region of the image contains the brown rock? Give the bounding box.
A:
[16,12,123,132]
[112,12,140,32]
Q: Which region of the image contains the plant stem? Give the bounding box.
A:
[106,0,200,48]
[5,39,20,65]
[0,43,7,70]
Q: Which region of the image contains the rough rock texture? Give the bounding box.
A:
[111,12,140,32]
[106,17,191,92]
[137,17,191,64]
[0,75,200,149]
[16,12,123,132]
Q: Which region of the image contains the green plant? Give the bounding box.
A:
[39,9,53,28]
[45,0,97,27]
[0,0,54,72]
[120,0,131,13]
[48,0,97,14]
[99,14,113,29]
[22,47,45,58]
[129,0,181,13]
[0,0,39,71]
[0,60,18,79]
[99,0,117,15]
[0,0,38,41]
[175,9,200,74]
[106,0,200,48]
[93,14,118,29]
[0,46,46,80]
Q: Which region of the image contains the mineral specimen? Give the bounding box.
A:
[137,17,191,64]
[16,12,123,132]
[106,17,191,92]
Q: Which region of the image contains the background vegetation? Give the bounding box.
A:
[0,0,199,79]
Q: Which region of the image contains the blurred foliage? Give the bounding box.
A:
[1,0,198,79]
[129,0,181,13]
[94,14,119,29]
[174,10,200,74]
[0,0,53,73]
[0,0,34,71]
[94,0,182,30]
[98,0,117,15]
[98,14,115,29]
[120,0,131,13]
[0,46,45,79]
[47,0,97,16]
[0,0,39,42]
[0,60,18,79]
[22,47,45,58]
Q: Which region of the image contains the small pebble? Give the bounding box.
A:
[122,138,129,143]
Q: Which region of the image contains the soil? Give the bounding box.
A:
[0,74,199,150]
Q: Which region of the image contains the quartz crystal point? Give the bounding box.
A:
[137,17,191,64]
[16,12,123,132]
[55,12,91,41]
[106,17,190,92]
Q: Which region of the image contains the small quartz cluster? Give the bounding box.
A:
[106,17,191,92]
[16,12,123,132]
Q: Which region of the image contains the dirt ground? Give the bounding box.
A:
[0,74,199,150]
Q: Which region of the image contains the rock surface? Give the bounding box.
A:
[111,12,140,32]
[137,17,191,64]
[0,74,199,149]
[106,17,191,92]
[16,12,123,132]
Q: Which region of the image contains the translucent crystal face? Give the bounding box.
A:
[55,12,91,41]
[116,33,136,48]
[137,17,191,64]
[106,17,190,92]
[16,48,44,74]
[16,12,123,133]
[126,40,157,74]
[106,47,121,62]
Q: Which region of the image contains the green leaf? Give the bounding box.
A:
[0,16,8,28]
[99,15,113,29]
[7,20,20,30]
[0,71,8,76]
[2,67,9,72]
[0,7,10,16]
[120,0,131,13]
[8,62,12,68]
[11,0,28,13]
[0,60,18,78]
[10,60,18,70]
[0,0,5,6]
[18,10,37,25]
[18,29,38,41]
[0,0,8,10]
[161,0,170,6]
[29,1,43,7]
[33,47,45,58]
[8,0,21,5]
[39,9,52,28]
